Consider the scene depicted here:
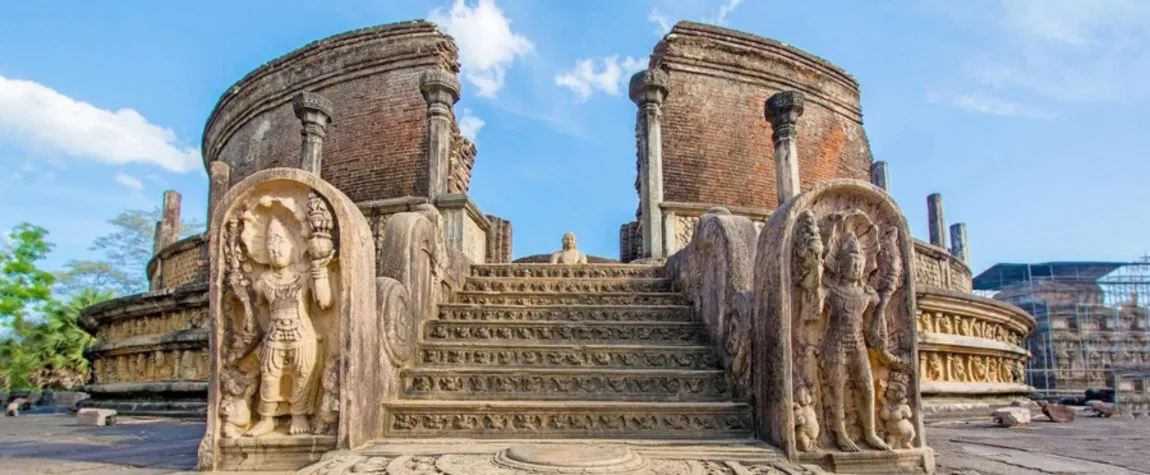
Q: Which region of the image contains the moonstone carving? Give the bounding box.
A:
[549,232,588,264]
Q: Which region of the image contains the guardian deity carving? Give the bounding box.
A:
[753,180,925,462]
[217,190,339,438]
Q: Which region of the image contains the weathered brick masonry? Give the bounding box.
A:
[648,22,872,211]
[202,21,460,203]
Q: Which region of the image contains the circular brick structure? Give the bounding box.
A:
[202,20,460,203]
[650,21,872,210]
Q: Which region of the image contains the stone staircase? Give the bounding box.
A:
[381,264,754,439]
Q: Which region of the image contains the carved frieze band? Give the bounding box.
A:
[386,411,750,435]
[403,371,729,400]
[93,349,210,384]
[425,322,707,344]
[96,307,208,342]
[915,309,1026,347]
[471,265,663,279]
[438,306,693,323]
[454,292,683,306]
[462,278,671,293]
[918,350,1026,385]
[418,346,721,369]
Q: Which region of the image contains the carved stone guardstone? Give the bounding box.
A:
[752,179,933,474]
[198,168,376,472]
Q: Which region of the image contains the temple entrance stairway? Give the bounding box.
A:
[380,263,756,440]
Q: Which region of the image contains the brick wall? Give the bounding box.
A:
[204,21,460,204]
[648,21,873,211]
[449,128,477,194]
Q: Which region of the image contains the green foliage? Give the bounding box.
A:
[0,224,58,389]
[56,207,204,297]
[21,289,112,389]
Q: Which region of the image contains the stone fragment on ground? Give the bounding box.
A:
[76,408,117,426]
[5,398,25,417]
[1039,401,1075,423]
[1089,400,1115,418]
[992,406,1030,427]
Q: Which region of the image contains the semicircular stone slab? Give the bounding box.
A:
[494,445,648,472]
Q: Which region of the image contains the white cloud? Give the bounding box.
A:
[712,0,744,25]
[649,9,673,35]
[935,91,1056,119]
[114,172,144,192]
[458,108,485,142]
[0,75,201,173]
[555,56,647,101]
[429,0,533,99]
[936,0,1150,110]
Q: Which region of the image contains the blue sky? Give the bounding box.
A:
[1,0,1147,277]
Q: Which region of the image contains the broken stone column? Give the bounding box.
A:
[155,190,182,253]
[292,91,333,175]
[766,91,805,206]
[630,69,669,259]
[419,70,461,202]
[870,161,889,191]
[927,193,946,249]
[950,223,968,264]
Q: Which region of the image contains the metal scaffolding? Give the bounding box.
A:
[973,258,1150,396]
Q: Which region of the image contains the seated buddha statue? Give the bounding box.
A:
[549,232,588,264]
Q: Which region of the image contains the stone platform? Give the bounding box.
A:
[3,414,1150,474]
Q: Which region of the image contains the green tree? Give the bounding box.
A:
[56,208,204,297]
[23,289,112,389]
[0,224,57,389]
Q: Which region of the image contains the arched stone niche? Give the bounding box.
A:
[198,168,376,472]
[752,179,932,472]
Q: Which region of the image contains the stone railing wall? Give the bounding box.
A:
[80,283,210,417]
[146,233,208,291]
[916,287,1035,397]
[913,240,972,293]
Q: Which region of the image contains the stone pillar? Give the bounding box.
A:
[630,69,669,259]
[419,70,461,202]
[927,193,947,248]
[950,222,969,264]
[766,91,805,206]
[292,92,333,175]
[207,161,231,222]
[156,190,182,252]
[871,161,889,191]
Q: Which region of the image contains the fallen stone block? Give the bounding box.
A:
[5,398,26,417]
[1088,400,1115,418]
[1039,401,1076,423]
[992,406,1030,427]
[76,408,117,426]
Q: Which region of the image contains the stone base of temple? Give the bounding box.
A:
[216,435,337,472]
[297,439,823,474]
[922,396,1037,422]
[79,381,207,418]
[799,448,935,474]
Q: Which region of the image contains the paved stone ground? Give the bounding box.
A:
[0,413,1147,474]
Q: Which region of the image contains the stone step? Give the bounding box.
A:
[471,264,664,279]
[438,304,696,323]
[424,321,708,345]
[453,291,685,306]
[418,343,722,370]
[401,368,732,402]
[462,277,672,293]
[381,400,753,439]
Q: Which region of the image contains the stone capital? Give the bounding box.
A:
[629,68,669,106]
[419,69,461,106]
[292,92,333,127]
[765,90,805,135]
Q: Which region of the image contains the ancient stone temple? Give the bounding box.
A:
[974,261,1150,398]
[79,19,1043,474]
